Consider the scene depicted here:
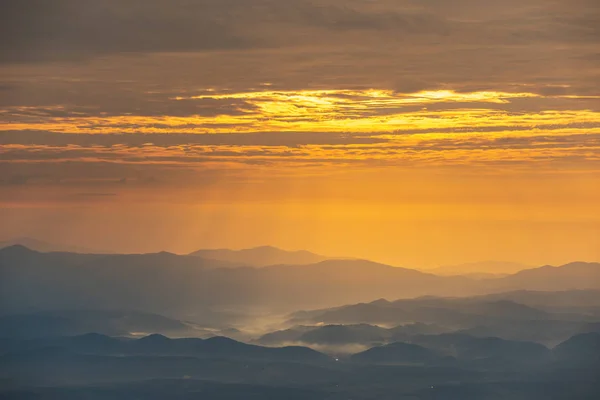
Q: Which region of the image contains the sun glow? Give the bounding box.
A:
[1,89,598,135]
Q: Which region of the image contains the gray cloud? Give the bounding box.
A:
[2,0,598,63]
[0,0,254,63]
[0,131,389,147]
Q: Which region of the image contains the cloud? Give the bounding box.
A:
[1,129,598,172]
[0,0,598,193]
[0,131,388,147]
[72,192,118,197]
[0,0,254,63]
[1,87,598,134]
[2,0,598,64]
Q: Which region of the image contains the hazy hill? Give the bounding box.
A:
[0,246,478,313]
[1,331,599,399]
[459,289,600,308]
[410,333,551,360]
[189,246,328,266]
[489,262,600,292]
[0,310,198,339]
[290,297,551,326]
[0,245,247,314]
[255,326,316,346]
[0,333,329,363]
[2,246,599,316]
[552,332,600,366]
[351,342,440,365]
[405,334,553,369]
[287,292,600,344]
[255,323,449,349]
[0,237,108,254]
[425,261,530,276]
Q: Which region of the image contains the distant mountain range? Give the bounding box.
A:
[290,289,600,325]
[423,261,531,277]
[1,245,599,314]
[189,245,329,266]
[0,237,110,254]
[0,241,598,400]
[286,290,600,345]
[2,332,598,399]
[0,310,204,339]
[350,333,555,368]
[0,333,329,363]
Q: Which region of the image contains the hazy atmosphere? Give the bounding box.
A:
[1,1,599,399]
[2,0,599,267]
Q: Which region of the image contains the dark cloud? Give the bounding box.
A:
[2,0,598,63]
[72,192,118,197]
[0,0,254,63]
[2,132,598,164]
[0,0,597,180]
[0,131,389,147]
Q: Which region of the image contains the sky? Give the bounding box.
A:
[1,0,599,267]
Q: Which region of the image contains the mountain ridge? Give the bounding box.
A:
[189,245,329,267]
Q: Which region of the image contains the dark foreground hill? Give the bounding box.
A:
[1,333,599,400]
[0,310,194,339]
[0,333,329,363]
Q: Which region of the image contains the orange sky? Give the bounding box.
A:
[1,0,599,267]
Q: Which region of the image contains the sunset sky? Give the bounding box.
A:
[1,0,599,267]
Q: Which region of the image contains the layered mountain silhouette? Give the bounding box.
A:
[0,237,109,254]
[0,333,329,363]
[351,341,441,364]
[487,262,600,291]
[410,333,552,363]
[424,261,530,277]
[288,291,600,345]
[346,333,554,367]
[189,245,328,266]
[0,310,200,339]
[256,323,451,347]
[552,332,600,366]
[1,245,599,315]
[290,297,552,326]
[2,330,597,398]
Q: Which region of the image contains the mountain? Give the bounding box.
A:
[2,331,599,399]
[255,326,316,346]
[350,342,441,364]
[298,324,389,346]
[0,237,108,254]
[0,245,248,314]
[256,323,449,349]
[287,291,600,345]
[2,246,599,316]
[458,289,600,309]
[0,333,330,363]
[410,333,552,366]
[489,262,600,292]
[0,310,200,339]
[553,332,600,366]
[290,297,551,326]
[189,246,328,266]
[425,261,530,276]
[0,246,479,313]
